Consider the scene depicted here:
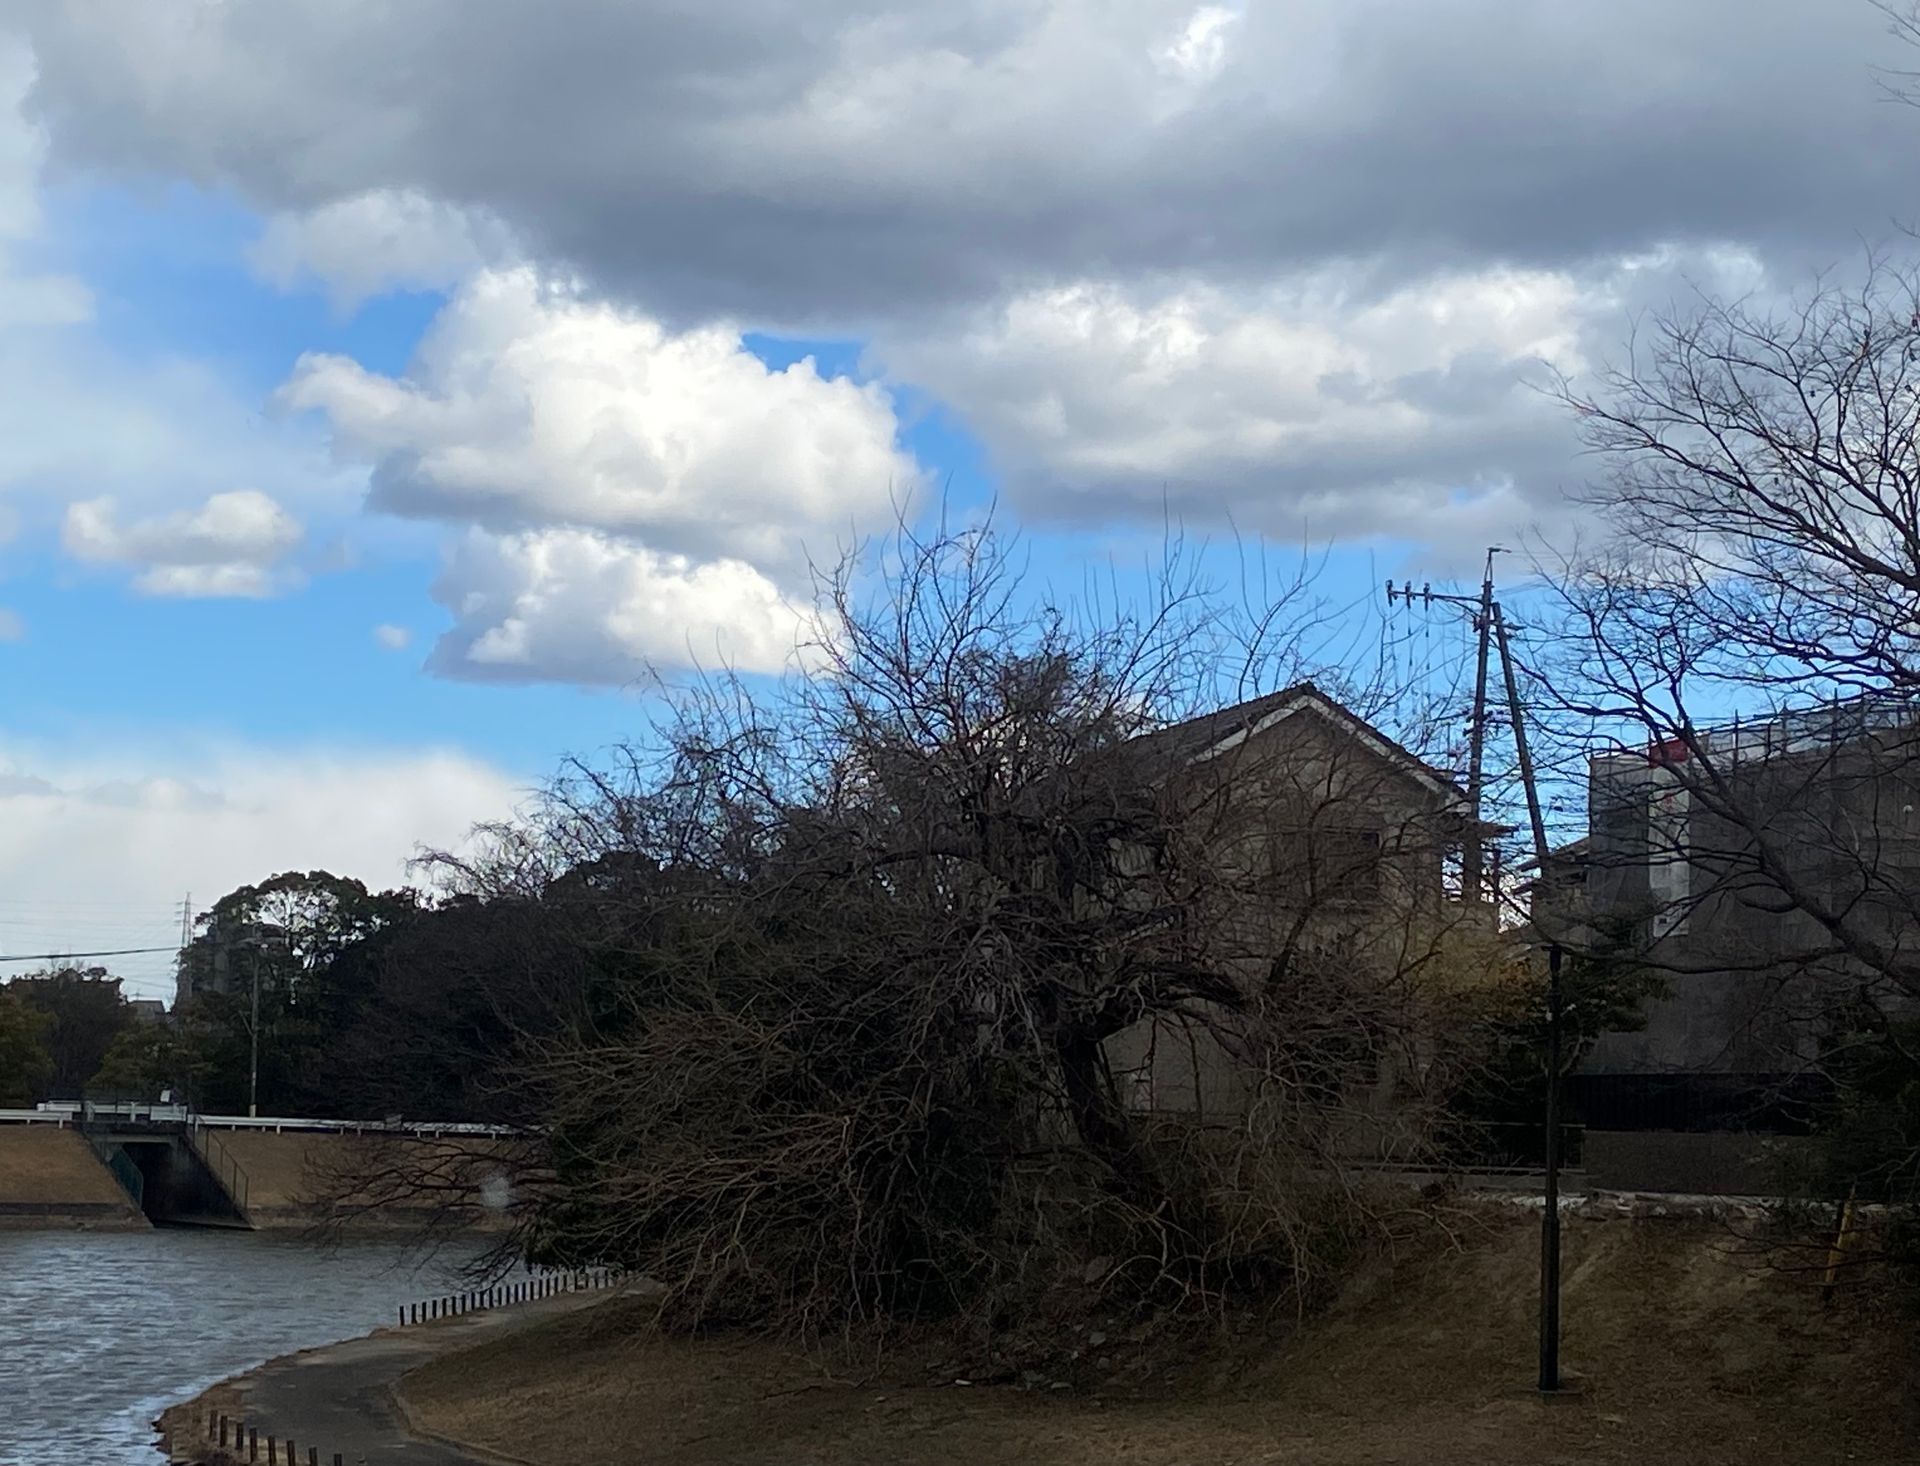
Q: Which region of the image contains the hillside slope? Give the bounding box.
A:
[399,1208,1914,1466]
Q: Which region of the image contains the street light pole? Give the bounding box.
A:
[248,947,259,1120]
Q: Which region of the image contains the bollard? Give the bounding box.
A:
[309,1449,319,1466]
[248,1425,258,1461]
[398,1305,405,1328]
[268,1437,278,1464]
[220,1417,230,1448]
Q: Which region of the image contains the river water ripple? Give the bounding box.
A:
[0,1228,475,1466]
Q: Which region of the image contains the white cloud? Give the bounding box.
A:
[428,526,819,684]
[63,489,305,598]
[373,622,412,651]
[0,607,21,642]
[874,263,1620,543]
[0,738,521,1001]
[280,267,918,572]
[0,35,88,328]
[0,32,347,561]
[249,188,516,310]
[1158,5,1239,85]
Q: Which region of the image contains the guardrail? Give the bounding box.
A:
[191,1115,517,1138]
[2,1102,514,1138]
[0,1108,70,1126]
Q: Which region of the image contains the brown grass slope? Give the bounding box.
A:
[0,1126,130,1205]
[397,1210,1916,1466]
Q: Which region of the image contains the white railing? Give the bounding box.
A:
[0,1102,513,1137]
[191,1113,516,1137]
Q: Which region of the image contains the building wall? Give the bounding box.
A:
[1102,708,1469,1144]
[1582,725,1920,1081]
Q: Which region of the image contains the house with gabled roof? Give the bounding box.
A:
[1105,683,1494,1136]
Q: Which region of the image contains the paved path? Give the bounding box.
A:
[200,1291,605,1465]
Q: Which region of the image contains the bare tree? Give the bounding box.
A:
[1543,264,1920,1235]
[358,516,1503,1331]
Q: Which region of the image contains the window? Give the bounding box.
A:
[1270,823,1382,906]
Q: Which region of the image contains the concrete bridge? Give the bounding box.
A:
[0,1103,513,1230]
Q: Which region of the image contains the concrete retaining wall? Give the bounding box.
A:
[216,1129,516,1230]
[0,1127,147,1227]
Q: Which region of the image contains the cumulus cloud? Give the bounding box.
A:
[63,489,304,597]
[10,1,1913,583]
[373,622,412,651]
[0,738,519,1000]
[17,1,1905,322]
[875,264,1596,542]
[280,268,916,570]
[0,31,347,559]
[249,187,516,309]
[428,527,819,684]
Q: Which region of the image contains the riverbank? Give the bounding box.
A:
[156,1286,612,1466]
[389,1208,1914,1466]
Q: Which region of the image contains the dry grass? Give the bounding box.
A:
[0,1127,128,1205]
[397,1209,1916,1466]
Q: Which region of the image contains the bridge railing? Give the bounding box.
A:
[186,1119,251,1216]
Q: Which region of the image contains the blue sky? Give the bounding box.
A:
[0,4,1909,998]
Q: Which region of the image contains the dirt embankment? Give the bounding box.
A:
[396,1208,1916,1466]
[0,1125,146,1228]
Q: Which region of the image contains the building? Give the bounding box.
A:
[1569,693,1920,1178]
[1102,683,1494,1143]
[174,918,284,1008]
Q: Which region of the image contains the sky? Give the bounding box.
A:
[0,2,1915,999]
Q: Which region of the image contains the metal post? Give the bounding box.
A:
[1540,942,1564,1393]
[249,948,260,1119]
[1492,601,1564,1394]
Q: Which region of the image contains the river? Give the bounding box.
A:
[0,1228,480,1466]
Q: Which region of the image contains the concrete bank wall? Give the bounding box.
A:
[0,1126,147,1228]
[218,1130,515,1230]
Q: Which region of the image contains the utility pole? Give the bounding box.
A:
[1462,551,1499,905]
[1385,547,1502,905]
[1389,555,1568,1394]
[1492,600,1566,1395]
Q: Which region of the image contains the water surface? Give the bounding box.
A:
[0,1228,476,1466]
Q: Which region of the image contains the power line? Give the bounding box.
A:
[0,945,179,964]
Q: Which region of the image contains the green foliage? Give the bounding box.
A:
[5,966,131,1100]
[174,870,420,1114]
[1809,1018,1920,1207]
[1443,919,1667,1165]
[0,988,52,1107]
[89,1018,197,1102]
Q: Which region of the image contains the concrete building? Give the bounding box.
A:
[1571,692,1920,1140]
